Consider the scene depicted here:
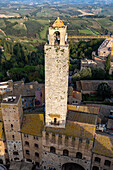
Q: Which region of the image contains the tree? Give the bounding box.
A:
[105,55,111,75]
[97,82,111,99]
[80,68,92,80]
[71,68,92,84]
[91,67,106,80]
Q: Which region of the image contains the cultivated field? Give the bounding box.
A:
[0,3,113,43]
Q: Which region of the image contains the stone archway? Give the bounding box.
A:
[62,163,85,170]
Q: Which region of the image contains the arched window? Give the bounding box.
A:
[11,124,13,130]
[13,151,19,155]
[14,144,16,150]
[95,157,101,163]
[26,150,30,155]
[34,143,38,148]
[63,149,69,156]
[25,141,29,146]
[12,135,15,140]
[50,146,56,154]
[35,152,39,157]
[104,160,111,167]
[76,152,82,159]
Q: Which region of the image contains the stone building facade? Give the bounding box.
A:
[76,80,113,95]
[21,113,44,167]
[1,95,23,161]
[0,122,6,164]
[92,133,113,170]
[98,39,112,60]
[42,123,95,170]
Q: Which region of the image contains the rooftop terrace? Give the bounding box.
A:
[1,95,20,104]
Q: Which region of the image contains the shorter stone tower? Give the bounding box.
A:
[1,95,23,161]
[45,17,69,128]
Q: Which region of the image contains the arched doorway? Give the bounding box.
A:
[62,163,85,170]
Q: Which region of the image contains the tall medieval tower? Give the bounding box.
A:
[45,17,69,128]
[1,95,23,161]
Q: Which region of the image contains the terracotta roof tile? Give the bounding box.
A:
[21,114,44,136]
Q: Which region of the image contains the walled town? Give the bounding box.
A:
[0,17,113,170]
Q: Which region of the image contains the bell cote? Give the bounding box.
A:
[48,17,67,46]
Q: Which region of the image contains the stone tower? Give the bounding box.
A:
[45,17,69,128]
[1,95,23,161]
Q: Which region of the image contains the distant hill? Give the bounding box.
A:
[0,0,113,5]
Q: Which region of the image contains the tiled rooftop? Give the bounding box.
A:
[46,122,95,140]
[21,114,44,136]
[68,104,99,115]
[67,111,97,125]
[23,106,44,114]
[93,133,113,157]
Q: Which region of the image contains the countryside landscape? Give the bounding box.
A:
[0,1,113,170]
[0,2,113,83]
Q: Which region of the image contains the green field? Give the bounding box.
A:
[79,28,98,35]
[0,3,113,43]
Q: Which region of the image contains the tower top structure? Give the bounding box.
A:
[48,17,67,46]
[52,17,65,28]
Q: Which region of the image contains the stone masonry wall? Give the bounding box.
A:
[45,44,69,128]
[42,131,92,170]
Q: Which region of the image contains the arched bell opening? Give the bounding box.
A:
[54,31,60,45]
